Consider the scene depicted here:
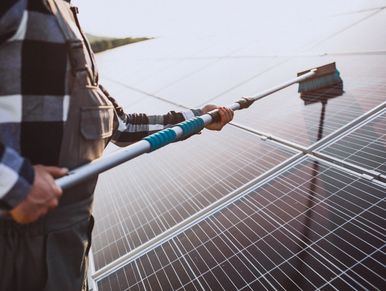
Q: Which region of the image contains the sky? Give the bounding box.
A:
[72,0,386,38]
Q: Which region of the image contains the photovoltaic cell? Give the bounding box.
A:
[320,109,386,176]
[97,158,386,290]
[92,126,297,270]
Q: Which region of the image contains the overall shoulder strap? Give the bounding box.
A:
[45,0,79,41]
[45,0,94,80]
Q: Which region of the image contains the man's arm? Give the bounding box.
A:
[10,164,67,223]
[0,143,34,211]
[0,0,26,43]
[111,109,204,146]
[0,0,32,208]
[100,86,233,147]
[0,143,68,223]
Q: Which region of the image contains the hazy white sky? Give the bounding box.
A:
[72,0,386,38]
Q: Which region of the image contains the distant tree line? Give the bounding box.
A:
[86,34,151,53]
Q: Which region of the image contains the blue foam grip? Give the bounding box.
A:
[144,128,177,151]
[177,117,205,139]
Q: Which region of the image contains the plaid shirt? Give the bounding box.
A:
[0,0,201,212]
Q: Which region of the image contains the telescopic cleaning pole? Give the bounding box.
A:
[56,69,317,190]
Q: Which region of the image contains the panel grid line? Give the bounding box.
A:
[317,246,385,290]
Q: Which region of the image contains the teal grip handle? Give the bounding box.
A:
[144,128,177,151]
[177,117,205,139]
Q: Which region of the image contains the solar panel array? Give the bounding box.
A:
[319,109,386,178]
[89,3,386,290]
[97,157,385,291]
[92,128,297,270]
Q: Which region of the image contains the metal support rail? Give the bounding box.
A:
[307,101,386,152]
[312,152,386,183]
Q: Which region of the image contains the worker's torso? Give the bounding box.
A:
[0,0,115,205]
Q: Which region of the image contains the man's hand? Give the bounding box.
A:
[201,104,234,131]
[10,165,68,224]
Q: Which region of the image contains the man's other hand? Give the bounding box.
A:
[201,104,234,131]
[10,165,68,224]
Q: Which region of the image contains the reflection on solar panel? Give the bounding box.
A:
[319,109,386,177]
[223,55,386,147]
[89,3,386,290]
[92,127,297,270]
[96,158,386,290]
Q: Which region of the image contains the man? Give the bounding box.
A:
[0,0,233,290]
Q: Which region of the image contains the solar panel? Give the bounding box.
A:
[95,157,386,290]
[96,37,241,92]
[229,8,382,57]
[98,37,386,149]
[88,2,386,289]
[92,126,298,270]
[213,55,386,147]
[318,108,386,177]
[95,8,381,108]
[141,57,285,108]
[308,8,386,54]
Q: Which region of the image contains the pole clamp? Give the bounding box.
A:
[236,97,254,109]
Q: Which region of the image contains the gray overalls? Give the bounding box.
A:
[0,1,115,290]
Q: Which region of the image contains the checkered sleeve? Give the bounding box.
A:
[0,143,35,211]
[0,0,25,43]
[99,85,203,147]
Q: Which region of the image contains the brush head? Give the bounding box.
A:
[298,62,342,93]
[300,80,344,105]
